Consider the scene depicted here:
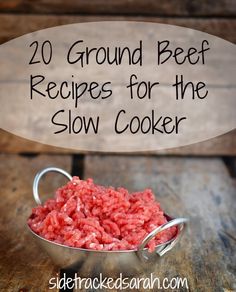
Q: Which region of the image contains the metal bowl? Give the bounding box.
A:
[28,167,188,277]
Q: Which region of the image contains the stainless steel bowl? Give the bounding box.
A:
[28,167,188,277]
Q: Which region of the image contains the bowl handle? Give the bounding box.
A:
[137,217,188,260]
[33,167,72,205]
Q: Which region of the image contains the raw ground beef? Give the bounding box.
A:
[28,177,177,251]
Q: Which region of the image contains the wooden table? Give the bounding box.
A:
[0,153,235,291]
[0,1,235,291]
[0,0,236,157]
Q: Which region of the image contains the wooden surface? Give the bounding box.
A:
[0,2,235,291]
[1,129,236,156]
[0,13,235,155]
[0,0,235,17]
[85,155,236,291]
[0,14,236,44]
[0,154,72,292]
[0,154,235,291]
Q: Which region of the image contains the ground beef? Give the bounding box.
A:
[28,177,176,251]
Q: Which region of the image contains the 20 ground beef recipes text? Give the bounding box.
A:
[29,39,209,135]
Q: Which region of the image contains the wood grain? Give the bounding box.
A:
[84,155,236,291]
[0,14,235,155]
[0,0,235,17]
[0,154,72,292]
[1,154,235,291]
[1,129,235,156]
[0,14,235,44]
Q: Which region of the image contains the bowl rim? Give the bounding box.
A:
[27,222,179,254]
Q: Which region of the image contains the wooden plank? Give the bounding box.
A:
[0,0,235,17]
[84,155,236,291]
[0,14,235,44]
[0,130,71,154]
[0,129,235,156]
[0,15,235,156]
[0,154,72,291]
